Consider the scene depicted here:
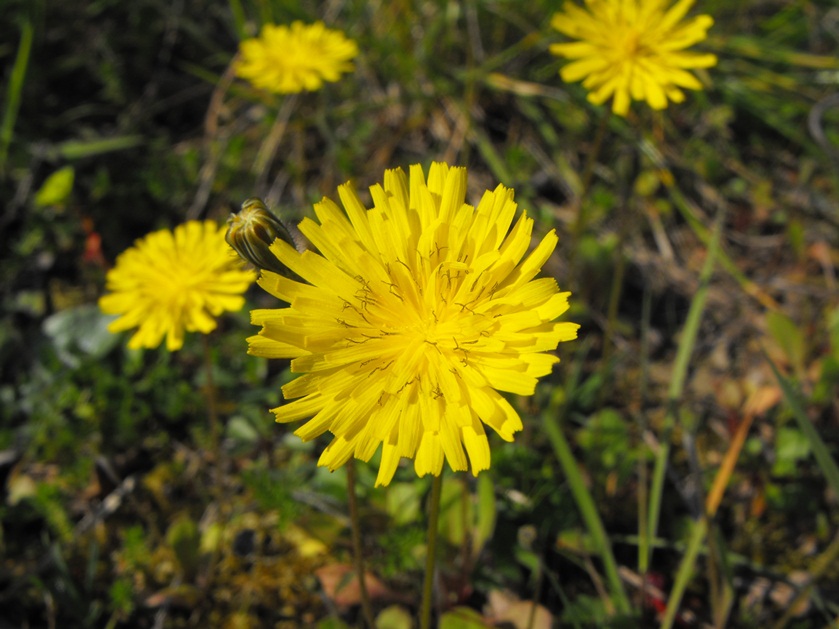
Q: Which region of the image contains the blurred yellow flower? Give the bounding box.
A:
[249,163,579,486]
[550,0,717,116]
[236,21,358,94]
[99,221,256,351]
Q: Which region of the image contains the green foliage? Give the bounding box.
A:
[773,427,811,477]
[575,408,643,485]
[241,467,302,527]
[107,578,135,618]
[33,165,75,208]
[166,514,201,579]
[439,606,490,629]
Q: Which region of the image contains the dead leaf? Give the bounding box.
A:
[315,563,391,609]
[485,589,552,629]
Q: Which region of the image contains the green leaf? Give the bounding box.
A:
[766,311,806,374]
[439,606,491,629]
[767,353,839,498]
[226,415,260,445]
[473,473,496,557]
[773,427,810,476]
[34,166,74,208]
[385,482,422,527]
[375,605,413,629]
[438,477,469,546]
[57,134,143,159]
[166,515,200,579]
[43,304,121,368]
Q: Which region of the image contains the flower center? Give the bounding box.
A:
[623,30,641,57]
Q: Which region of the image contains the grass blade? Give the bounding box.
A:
[766,354,839,497]
[646,213,722,573]
[544,412,631,616]
[0,19,33,173]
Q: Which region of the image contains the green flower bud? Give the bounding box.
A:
[225,198,297,276]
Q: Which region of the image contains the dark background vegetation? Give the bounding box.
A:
[2,0,839,627]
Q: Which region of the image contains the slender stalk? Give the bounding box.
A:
[647,215,723,573]
[201,335,220,462]
[569,107,612,276]
[346,460,375,628]
[421,472,444,629]
[253,94,298,190]
[637,288,652,579]
[599,207,629,398]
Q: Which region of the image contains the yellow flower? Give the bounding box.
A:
[249,163,579,486]
[236,21,358,94]
[99,221,256,351]
[550,0,717,116]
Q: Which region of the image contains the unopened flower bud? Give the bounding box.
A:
[225,198,296,276]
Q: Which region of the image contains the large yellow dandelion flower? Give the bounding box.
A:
[249,163,579,486]
[236,21,358,94]
[99,221,256,351]
[550,0,717,116]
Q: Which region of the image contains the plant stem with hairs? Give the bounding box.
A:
[421,472,444,629]
[347,460,375,627]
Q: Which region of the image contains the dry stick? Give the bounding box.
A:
[421,472,444,629]
[188,56,239,220]
[252,94,298,192]
[346,460,375,628]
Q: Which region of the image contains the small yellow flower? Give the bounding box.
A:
[99,221,256,351]
[249,163,579,486]
[236,21,358,94]
[550,0,717,116]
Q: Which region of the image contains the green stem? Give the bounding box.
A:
[421,472,444,629]
[660,517,708,629]
[599,212,629,404]
[347,460,375,628]
[201,334,220,463]
[648,214,722,569]
[637,288,652,579]
[569,107,612,276]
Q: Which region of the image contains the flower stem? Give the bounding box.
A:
[569,107,612,277]
[347,459,375,628]
[599,168,632,398]
[421,471,444,629]
[201,334,220,462]
[253,94,298,189]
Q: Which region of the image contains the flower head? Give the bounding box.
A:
[226,197,298,277]
[236,21,358,94]
[99,221,256,351]
[249,163,579,486]
[550,0,717,116]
